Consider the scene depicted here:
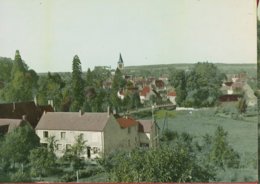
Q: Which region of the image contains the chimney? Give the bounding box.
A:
[34,96,37,106]
[12,102,15,112]
[113,109,116,115]
[22,115,27,121]
[79,109,83,117]
[107,106,110,117]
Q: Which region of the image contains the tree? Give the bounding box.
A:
[112,68,126,91]
[0,57,13,84]
[0,123,40,170]
[1,50,38,102]
[85,68,94,87]
[204,126,240,169]
[62,134,87,171]
[71,55,84,111]
[237,97,247,114]
[37,72,65,109]
[29,147,56,178]
[100,145,215,182]
[169,63,225,107]
[169,69,187,106]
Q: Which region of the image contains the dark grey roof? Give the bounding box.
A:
[0,119,25,133]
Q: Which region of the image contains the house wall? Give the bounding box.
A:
[36,129,103,159]
[103,116,139,156]
[139,132,150,147]
[168,96,176,105]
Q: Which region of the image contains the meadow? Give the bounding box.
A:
[155,108,257,182]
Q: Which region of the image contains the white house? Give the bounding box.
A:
[35,111,140,159]
[167,91,177,105]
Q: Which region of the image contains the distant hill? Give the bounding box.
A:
[123,63,256,78]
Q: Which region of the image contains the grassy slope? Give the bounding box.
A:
[156,109,257,181]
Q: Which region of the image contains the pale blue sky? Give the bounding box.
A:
[0,0,257,73]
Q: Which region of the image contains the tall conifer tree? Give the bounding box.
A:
[71,55,84,111]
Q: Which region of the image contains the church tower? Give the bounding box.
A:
[117,53,124,70]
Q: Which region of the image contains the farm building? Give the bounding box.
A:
[35,111,159,159]
[0,118,31,135]
[0,101,54,128]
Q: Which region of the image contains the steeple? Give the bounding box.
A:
[117,53,124,70]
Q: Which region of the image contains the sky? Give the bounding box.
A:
[0,0,257,73]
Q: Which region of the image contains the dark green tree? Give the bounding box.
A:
[110,68,126,112]
[237,97,247,114]
[0,123,40,170]
[1,50,38,102]
[169,69,187,106]
[62,134,87,172]
[203,126,240,169]
[37,72,65,109]
[85,68,94,87]
[71,55,84,111]
[29,147,56,178]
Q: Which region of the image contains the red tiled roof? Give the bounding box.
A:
[117,117,139,128]
[140,86,150,97]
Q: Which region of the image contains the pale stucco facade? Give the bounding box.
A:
[36,114,140,159]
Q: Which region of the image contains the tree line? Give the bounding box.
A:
[0,50,141,113]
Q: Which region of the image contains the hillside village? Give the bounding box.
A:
[0,51,257,182]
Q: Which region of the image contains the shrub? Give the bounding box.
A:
[10,170,32,182]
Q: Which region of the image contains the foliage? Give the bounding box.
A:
[169,62,225,107]
[37,72,65,109]
[9,169,32,182]
[0,57,13,84]
[237,97,247,114]
[0,123,40,168]
[29,147,57,178]
[100,144,215,182]
[99,130,217,182]
[61,167,102,182]
[0,50,38,102]
[71,55,84,111]
[62,134,87,171]
[203,126,240,169]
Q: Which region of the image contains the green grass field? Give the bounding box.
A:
[155,108,257,182]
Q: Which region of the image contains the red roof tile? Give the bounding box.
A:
[117,117,139,128]
[140,86,150,97]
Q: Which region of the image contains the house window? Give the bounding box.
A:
[43,131,48,138]
[87,147,91,158]
[66,144,71,150]
[57,144,62,151]
[92,147,98,154]
[41,143,48,148]
[128,127,131,134]
[140,143,149,148]
[128,139,130,146]
[61,132,66,139]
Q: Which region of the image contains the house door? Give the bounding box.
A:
[87,147,91,159]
